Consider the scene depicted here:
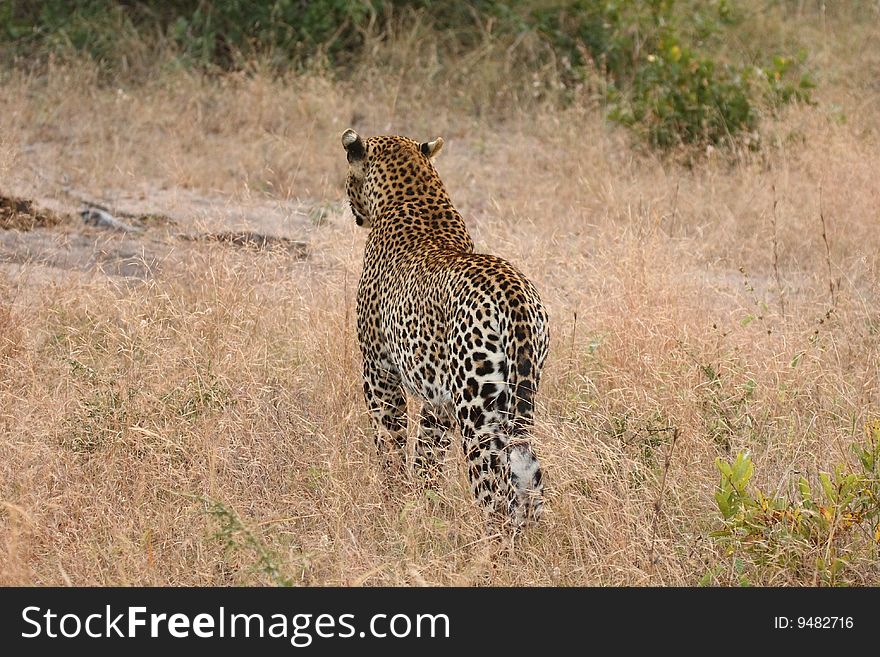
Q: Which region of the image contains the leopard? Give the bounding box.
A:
[341,128,549,528]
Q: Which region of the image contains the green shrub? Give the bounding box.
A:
[531,0,666,88]
[167,0,374,69]
[710,421,880,586]
[1,0,140,65]
[1,0,376,70]
[611,36,757,148]
[532,0,813,149]
[762,52,816,109]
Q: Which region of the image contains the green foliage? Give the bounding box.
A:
[531,0,651,87]
[2,0,141,66]
[0,0,816,149]
[714,450,755,520]
[1,0,375,70]
[762,52,816,109]
[167,0,374,69]
[710,422,880,586]
[532,0,812,149]
[613,37,757,148]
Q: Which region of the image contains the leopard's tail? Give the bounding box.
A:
[500,298,549,525]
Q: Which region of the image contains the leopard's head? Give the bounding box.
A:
[341,129,444,229]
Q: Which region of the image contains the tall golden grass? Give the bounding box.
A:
[0,6,878,585]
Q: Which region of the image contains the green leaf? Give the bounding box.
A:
[852,443,873,472]
[819,472,836,503]
[798,476,812,503]
[716,457,732,477]
[732,451,754,489]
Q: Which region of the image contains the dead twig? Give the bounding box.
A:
[649,427,679,576]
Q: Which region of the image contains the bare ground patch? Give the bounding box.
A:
[0,186,314,286]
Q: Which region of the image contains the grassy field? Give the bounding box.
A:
[1,6,879,586]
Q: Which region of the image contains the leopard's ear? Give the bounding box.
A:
[342,129,366,161]
[420,137,444,159]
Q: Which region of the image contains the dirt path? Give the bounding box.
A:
[0,186,329,286]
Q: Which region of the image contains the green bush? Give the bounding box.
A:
[762,52,816,109]
[531,0,668,88]
[611,36,757,148]
[532,0,813,149]
[1,0,376,70]
[167,0,374,69]
[1,0,140,64]
[709,421,880,586]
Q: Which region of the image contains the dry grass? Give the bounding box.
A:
[1,10,879,586]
